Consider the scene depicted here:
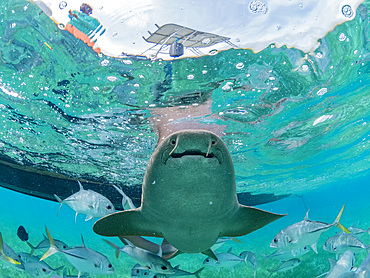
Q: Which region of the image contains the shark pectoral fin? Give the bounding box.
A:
[221,205,286,237]
[93,208,162,237]
[202,249,218,261]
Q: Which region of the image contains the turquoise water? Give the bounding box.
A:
[0,0,370,277]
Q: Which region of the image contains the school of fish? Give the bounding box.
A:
[1,181,370,277]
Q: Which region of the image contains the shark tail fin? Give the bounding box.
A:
[103,239,121,259]
[26,241,36,257]
[0,233,21,265]
[333,205,350,234]
[40,226,59,261]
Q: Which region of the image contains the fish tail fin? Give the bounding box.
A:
[111,184,136,210]
[333,205,350,234]
[0,233,20,265]
[230,237,242,243]
[0,233,21,265]
[259,253,267,266]
[194,267,205,278]
[103,239,121,259]
[54,194,63,216]
[77,180,84,191]
[26,241,36,257]
[40,226,59,261]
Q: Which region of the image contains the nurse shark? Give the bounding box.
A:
[93,130,285,257]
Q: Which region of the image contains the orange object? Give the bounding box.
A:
[65,23,101,53]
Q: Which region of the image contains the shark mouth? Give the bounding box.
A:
[170,150,215,159]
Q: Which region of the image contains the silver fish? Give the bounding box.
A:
[323,232,369,255]
[20,253,64,278]
[131,263,204,278]
[240,251,257,278]
[203,247,247,272]
[27,234,69,257]
[262,246,310,262]
[267,258,301,276]
[41,227,114,277]
[50,269,90,278]
[17,252,63,272]
[104,239,174,275]
[348,225,370,236]
[270,205,350,253]
[0,232,22,267]
[23,262,54,278]
[320,250,355,278]
[120,236,179,260]
[131,263,156,277]
[54,181,115,222]
[211,237,241,251]
[339,250,370,278]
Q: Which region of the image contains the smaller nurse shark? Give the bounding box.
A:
[93,130,285,258]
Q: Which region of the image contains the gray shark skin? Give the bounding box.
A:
[93,130,285,254]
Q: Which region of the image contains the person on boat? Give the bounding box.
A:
[65,3,105,53]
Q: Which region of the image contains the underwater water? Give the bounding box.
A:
[0,0,370,277]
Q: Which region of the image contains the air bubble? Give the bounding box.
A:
[342,5,353,18]
[315,52,323,59]
[107,76,117,82]
[339,33,346,41]
[187,75,194,80]
[122,60,132,65]
[249,0,267,14]
[101,60,109,66]
[236,63,244,69]
[59,1,67,10]
[317,88,328,96]
[301,65,309,71]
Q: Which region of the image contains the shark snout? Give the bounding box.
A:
[161,130,224,164]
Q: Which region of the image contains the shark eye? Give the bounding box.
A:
[107,205,112,210]
[136,270,140,273]
[42,268,47,272]
[161,266,168,270]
